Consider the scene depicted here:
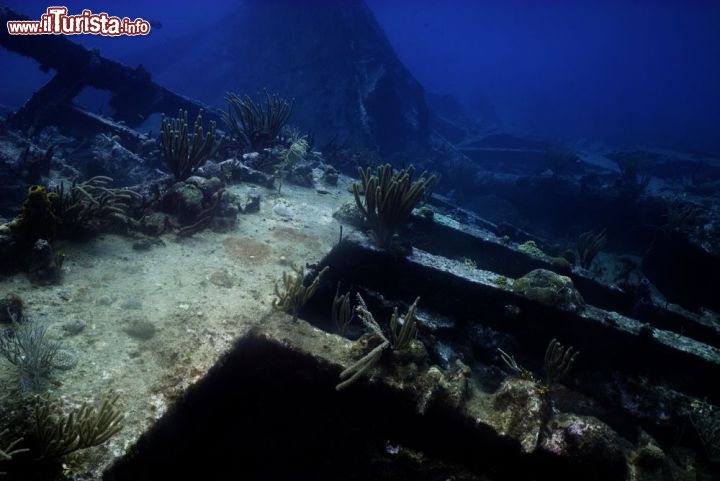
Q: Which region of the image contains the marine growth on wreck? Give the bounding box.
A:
[0,2,719,481]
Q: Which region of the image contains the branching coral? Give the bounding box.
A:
[52,176,142,236]
[661,200,700,235]
[352,164,436,248]
[336,294,420,391]
[335,294,390,392]
[498,338,579,394]
[389,297,419,351]
[544,338,579,384]
[0,430,28,475]
[331,283,353,336]
[160,109,218,181]
[497,348,536,383]
[223,91,293,150]
[0,314,74,392]
[10,178,141,243]
[576,229,607,270]
[608,151,652,198]
[34,394,124,458]
[273,265,329,321]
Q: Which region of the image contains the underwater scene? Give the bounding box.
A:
[0,0,719,479]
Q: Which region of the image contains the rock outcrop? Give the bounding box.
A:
[142,0,430,154]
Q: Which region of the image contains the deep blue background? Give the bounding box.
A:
[2,0,719,153]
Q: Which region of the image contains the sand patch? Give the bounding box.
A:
[271,226,321,250]
[223,236,273,265]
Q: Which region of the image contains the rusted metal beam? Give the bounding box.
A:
[0,6,221,132]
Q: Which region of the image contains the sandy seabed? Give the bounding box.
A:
[0,175,355,477]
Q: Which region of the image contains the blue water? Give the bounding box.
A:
[2,0,719,153]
